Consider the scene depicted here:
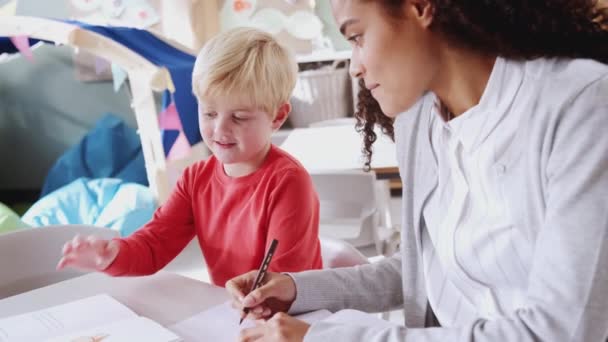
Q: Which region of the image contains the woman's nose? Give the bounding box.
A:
[349,49,364,79]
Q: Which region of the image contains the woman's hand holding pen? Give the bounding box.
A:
[226,271,297,320]
[239,312,309,342]
[226,271,308,342]
[56,234,120,272]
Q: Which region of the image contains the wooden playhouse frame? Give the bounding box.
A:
[0,16,206,204]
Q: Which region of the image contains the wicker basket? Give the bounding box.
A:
[290,60,353,127]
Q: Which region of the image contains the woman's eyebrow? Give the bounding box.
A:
[340,18,360,35]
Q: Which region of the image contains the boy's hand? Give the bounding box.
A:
[56,234,120,272]
[226,271,297,321]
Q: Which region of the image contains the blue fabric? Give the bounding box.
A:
[162,129,180,156]
[0,37,41,54]
[23,178,156,237]
[1,20,201,150]
[67,21,201,148]
[41,114,148,197]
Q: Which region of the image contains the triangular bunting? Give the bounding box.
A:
[167,131,192,161]
[158,101,183,131]
[161,129,180,157]
[94,57,110,75]
[9,36,34,62]
[111,63,127,92]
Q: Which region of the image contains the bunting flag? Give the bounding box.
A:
[94,57,110,75]
[159,101,191,160]
[167,132,192,161]
[158,101,182,130]
[111,63,127,92]
[9,36,34,62]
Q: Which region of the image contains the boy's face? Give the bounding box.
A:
[198,95,288,176]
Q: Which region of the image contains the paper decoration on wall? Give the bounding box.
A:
[71,0,103,12]
[9,36,34,62]
[122,2,160,29]
[247,9,322,40]
[101,0,126,18]
[220,0,258,30]
[221,0,322,41]
[286,10,323,40]
[111,63,127,91]
[69,0,159,29]
[234,0,257,18]
[248,8,283,35]
[158,101,191,160]
[233,0,253,13]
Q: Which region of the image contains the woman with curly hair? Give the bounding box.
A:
[228,1,608,341]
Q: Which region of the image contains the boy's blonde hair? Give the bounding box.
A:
[192,27,298,116]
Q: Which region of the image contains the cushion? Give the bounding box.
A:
[23,178,156,236]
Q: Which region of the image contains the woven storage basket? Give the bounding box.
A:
[290,60,353,127]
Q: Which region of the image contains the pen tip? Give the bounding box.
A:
[239,317,244,325]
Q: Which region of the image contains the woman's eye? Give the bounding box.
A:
[347,34,362,45]
[203,112,217,118]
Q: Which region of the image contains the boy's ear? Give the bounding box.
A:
[271,102,291,131]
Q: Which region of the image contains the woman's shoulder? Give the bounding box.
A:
[393,93,435,140]
[521,57,608,100]
[517,58,608,143]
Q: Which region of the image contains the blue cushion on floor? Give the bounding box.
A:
[23,178,156,236]
[40,114,148,197]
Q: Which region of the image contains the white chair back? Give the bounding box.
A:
[310,171,379,245]
[310,170,399,255]
[320,237,369,268]
[0,224,119,299]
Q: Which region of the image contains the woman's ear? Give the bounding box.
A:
[408,0,434,28]
[271,102,291,131]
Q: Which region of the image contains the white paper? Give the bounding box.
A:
[169,302,332,342]
[45,316,181,342]
[0,294,136,342]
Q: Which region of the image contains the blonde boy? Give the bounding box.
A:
[57,28,323,286]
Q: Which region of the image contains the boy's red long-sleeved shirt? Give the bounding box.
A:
[104,145,322,286]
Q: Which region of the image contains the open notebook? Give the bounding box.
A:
[170,302,395,342]
[0,294,180,342]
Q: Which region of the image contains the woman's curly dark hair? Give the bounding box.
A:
[355,78,394,171]
[355,0,608,169]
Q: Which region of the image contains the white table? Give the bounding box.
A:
[0,271,230,327]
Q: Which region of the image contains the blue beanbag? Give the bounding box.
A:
[22,178,156,236]
[41,114,148,197]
